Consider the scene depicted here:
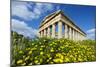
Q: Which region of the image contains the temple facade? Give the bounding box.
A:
[39,10,86,41]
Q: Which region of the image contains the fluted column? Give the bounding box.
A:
[41,30,43,37]
[65,24,68,38]
[81,34,83,41]
[81,35,83,40]
[77,32,79,40]
[71,29,73,40]
[47,27,50,37]
[58,21,62,38]
[76,31,78,41]
[79,33,81,40]
[72,29,75,40]
[80,34,82,40]
[39,31,41,37]
[76,32,79,40]
[79,33,80,40]
[80,35,82,40]
[44,29,46,37]
[74,31,76,41]
[69,27,72,39]
[74,30,76,40]
[52,24,56,38]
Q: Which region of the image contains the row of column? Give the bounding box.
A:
[39,21,85,41]
[65,24,84,41]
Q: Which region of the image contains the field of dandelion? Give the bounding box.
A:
[11,31,96,66]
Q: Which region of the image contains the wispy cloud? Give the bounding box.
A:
[86,28,95,33]
[33,2,54,18]
[11,1,54,20]
[11,19,39,38]
[86,28,96,40]
[11,1,56,38]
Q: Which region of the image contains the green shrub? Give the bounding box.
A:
[11,31,96,66]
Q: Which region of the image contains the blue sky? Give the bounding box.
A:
[11,1,96,40]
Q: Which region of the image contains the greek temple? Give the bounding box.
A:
[39,10,86,41]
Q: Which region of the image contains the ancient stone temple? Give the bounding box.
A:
[39,10,86,41]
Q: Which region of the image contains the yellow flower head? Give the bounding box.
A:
[17,60,23,64]
[19,50,23,54]
[50,48,54,52]
[34,60,39,64]
[53,59,63,63]
[25,56,30,61]
[28,50,32,55]
[40,52,43,55]
[21,63,26,66]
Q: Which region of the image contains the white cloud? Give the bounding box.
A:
[12,1,54,20]
[11,19,39,38]
[86,28,95,33]
[12,1,36,20]
[86,28,96,40]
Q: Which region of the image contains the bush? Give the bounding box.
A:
[11,32,96,66]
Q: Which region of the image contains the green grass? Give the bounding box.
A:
[11,32,96,66]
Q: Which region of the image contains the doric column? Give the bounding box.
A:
[77,32,79,41]
[80,34,82,40]
[81,35,82,40]
[47,27,50,37]
[72,29,75,40]
[76,31,78,41]
[79,33,80,40]
[69,27,72,40]
[64,24,68,38]
[79,33,81,40]
[80,35,82,40]
[41,30,43,37]
[74,31,76,41]
[81,35,83,40]
[58,21,62,38]
[72,29,73,40]
[39,31,40,37]
[44,29,46,37]
[52,24,56,38]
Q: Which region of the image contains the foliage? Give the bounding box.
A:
[11,31,96,66]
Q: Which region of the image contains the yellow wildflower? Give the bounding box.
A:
[19,50,23,54]
[65,57,70,62]
[34,60,39,64]
[21,63,26,66]
[78,58,83,62]
[50,48,54,52]
[17,60,23,64]
[28,50,32,54]
[50,62,53,64]
[28,63,32,65]
[40,48,43,50]
[25,56,30,61]
[31,47,36,50]
[53,59,63,63]
[40,59,43,63]
[40,52,43,55]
